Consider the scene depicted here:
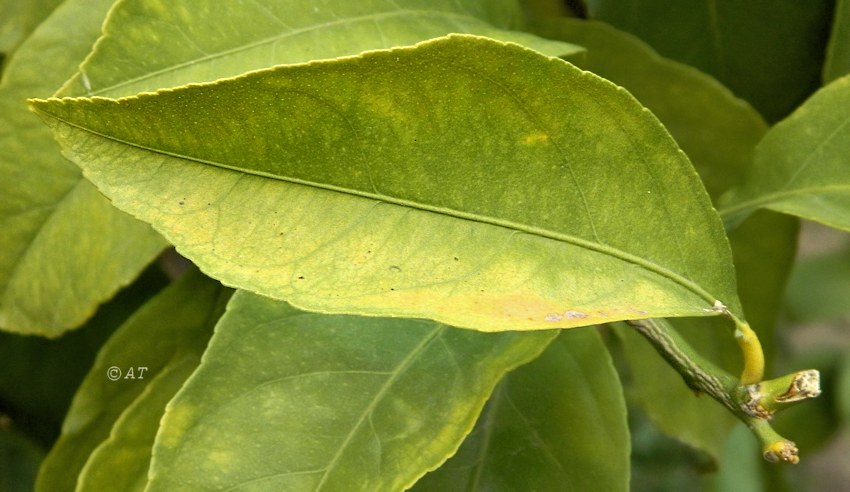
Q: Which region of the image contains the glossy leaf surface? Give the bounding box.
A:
[32,35,742,331]
[35,271,229,492]
[146,291,555,491]
[0,0,165,336]
[720,75,850,232]
[411,328,628,491]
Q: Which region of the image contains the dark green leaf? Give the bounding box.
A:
[584,0,833,122]
[785,243,850,323]
[0,425,44,492]
[824,0,850,83]
[0,265,168,446]
[707,424,764,492]
[412,328,629,492]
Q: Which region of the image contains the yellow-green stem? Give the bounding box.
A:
[733,320,765,385]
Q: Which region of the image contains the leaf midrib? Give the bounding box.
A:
[36,106,722,310]
[75,9,493,97]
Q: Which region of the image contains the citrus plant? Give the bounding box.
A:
[2,0,849,490]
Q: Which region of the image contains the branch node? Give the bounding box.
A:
[741,384,773,419]
[743,370,822,418]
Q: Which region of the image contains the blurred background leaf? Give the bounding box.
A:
[412,328,629,491]
[36,269,228,492]
[583,0,834,122]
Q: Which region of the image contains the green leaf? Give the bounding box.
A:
[60,0,581,98]
[785,242,850,323]
[519,0,575,20]
[32,35,742,331]
[76,355,207,492]
[0,266,168,445]
[411,328,628,492]
[0,0,166,336]
[825,0,850,83]
[719,75,850,232]
[35,270,229,492]
[0,0,64,56]
[838,354,850,425]
[146,291,555,491]
[708,424,764,492]
[528,18,767,199]
[614,319,737,460]
[3,0,573,335]
[584,0,833,122]
[513,24,796,459]
[0,426,44,492]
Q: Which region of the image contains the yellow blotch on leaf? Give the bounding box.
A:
[521,132,550,145]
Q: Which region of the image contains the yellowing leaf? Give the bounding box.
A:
[32,35,743,331]
[60,0,581,98]
[35,271,229,492]
[0,0,165,336]
[146,291,555,491]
